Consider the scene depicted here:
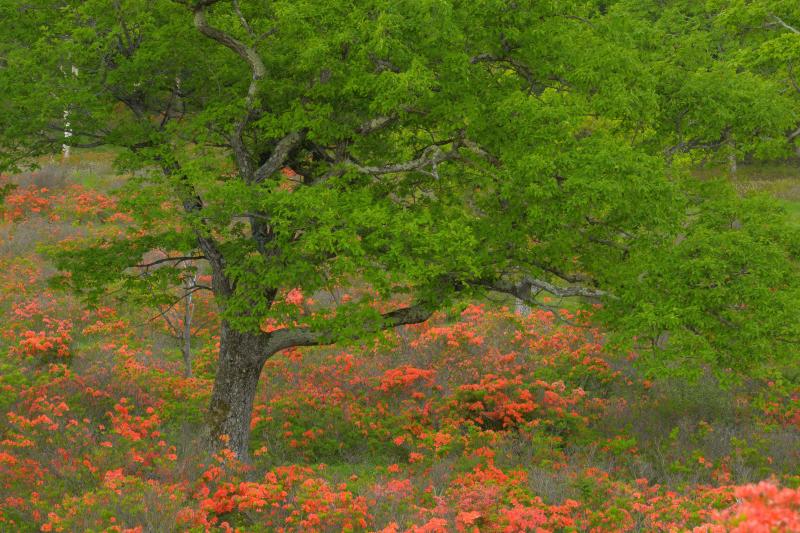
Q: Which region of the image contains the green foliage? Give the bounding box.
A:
[0,0,798,376]
[251,397,407,465]
[0,361,29,413]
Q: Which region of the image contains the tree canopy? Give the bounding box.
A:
[1,0,799,455]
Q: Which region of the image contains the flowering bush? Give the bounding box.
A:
[15,320,72,360]
[694,482,800,533]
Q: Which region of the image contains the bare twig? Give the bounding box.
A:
[145,285,208,324]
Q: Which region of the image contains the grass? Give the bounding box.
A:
[732,162,800,226]
[693,160,800,221]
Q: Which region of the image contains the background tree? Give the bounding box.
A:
[1,0,798,459]
[138,252,213,377]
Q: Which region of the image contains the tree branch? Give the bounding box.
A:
[770,13,800,34]
[529,260,594,285]
[192,1,267,178]
[787,62,800,95]
[489,275,607,302]
[146,285,208,325]
[135,255,205,270]
[251,130,307,183]
[231,0,255,37]
[462,139,501,167]
[155,157,235,297]
[348,144,456,176]
[260,303,433,358]
[470,53,546,95]
[357,115,396,135]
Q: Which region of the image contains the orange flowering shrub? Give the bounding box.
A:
[453,374,593,432]
[183,464,369,531]
[15,319,72,359]
[67,186,117,218]
[694,482,800,532]
[756,382,800,430]
[2,186,53,221]
[38,474,186,532]
[378,366,436,392]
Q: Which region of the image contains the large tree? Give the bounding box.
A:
[1,0,798,458]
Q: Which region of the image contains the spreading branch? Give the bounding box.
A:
[489,275,607,302]
[146,285,210,324]
[259,303,433,361]
[156,158,235,297]
[348,144,456,176]
[529,260,594,285]
[470,53,549,95]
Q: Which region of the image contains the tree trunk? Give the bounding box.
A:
[727,137,737,176]
[181,274,195,378]
[514,297,531,316]
[62,65,78,160]
[62,107,71,160]
[206,321,268,459]
[181,340,192,378]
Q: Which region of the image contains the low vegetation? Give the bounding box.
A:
[0,156,797,531]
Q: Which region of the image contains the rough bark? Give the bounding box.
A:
[207,321,268,459]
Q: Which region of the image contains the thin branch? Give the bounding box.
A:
[462,139,501,167]
[529,260,594,285]
[158,78,182,129]
[770,13,800,34]
[43,138,105,149]
[231,0,256,37]
[560,14,596,29]
[155,157,235,297]
[787,62,800,95]
[135,255,205,269]
[145,286,208,325]
[159,303,182,337]
[470,53,546,95]
[45,125,108,139]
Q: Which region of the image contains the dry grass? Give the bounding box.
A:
[0,216,86,258]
